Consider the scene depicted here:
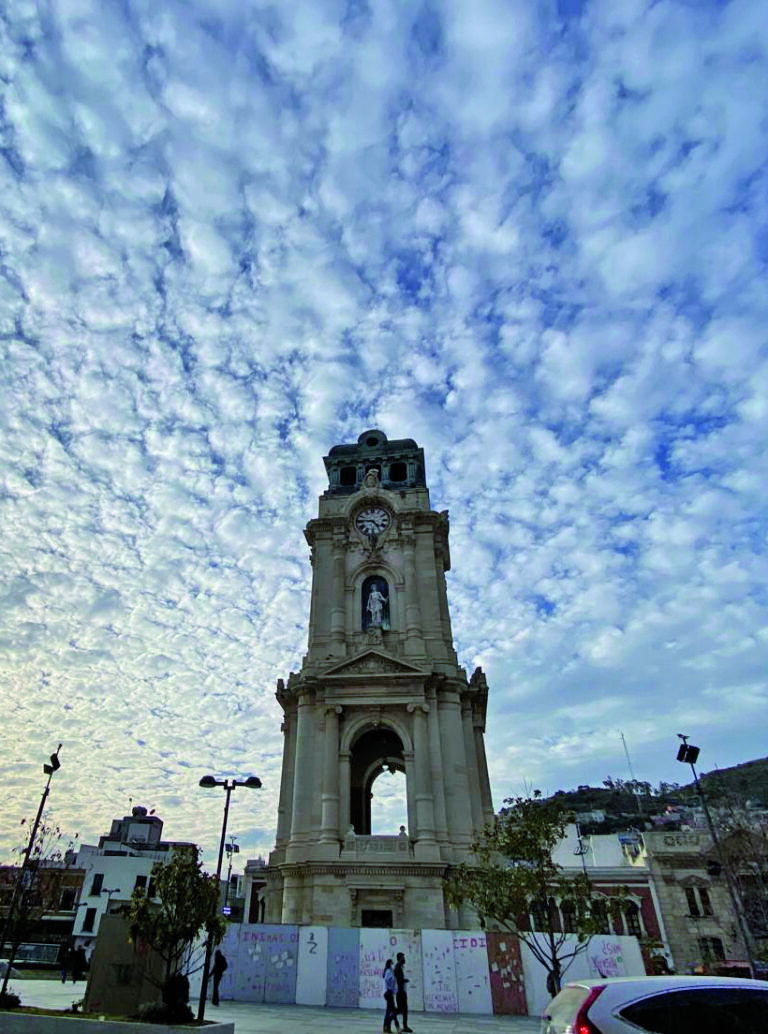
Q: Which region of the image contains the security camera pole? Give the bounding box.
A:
[676,735,756,979]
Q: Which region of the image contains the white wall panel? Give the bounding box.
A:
[295,926,328,1005]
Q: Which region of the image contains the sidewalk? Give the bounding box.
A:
[12,978,541,1032]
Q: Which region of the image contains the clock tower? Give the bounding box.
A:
[263,430,495,928]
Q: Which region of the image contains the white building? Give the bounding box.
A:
[72,806,195,954]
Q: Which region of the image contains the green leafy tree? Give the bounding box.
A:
[126,847,225,1020]
[443,793,626,992]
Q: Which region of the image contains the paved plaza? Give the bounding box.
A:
[10,977,541,1032]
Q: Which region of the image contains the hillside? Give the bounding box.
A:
[549,756,768,834]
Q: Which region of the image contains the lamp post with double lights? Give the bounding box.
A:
[102,887,121,912]
[0,745,63,996]
[675,734,756,978]
[197,774,261,1021]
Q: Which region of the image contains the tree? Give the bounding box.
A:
[126,847,225,1021]
[0,820,78,999]
[443,793,626,993]
[706,790,768,968]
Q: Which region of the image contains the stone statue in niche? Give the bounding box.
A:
[361,575,390,630]
[367,585,386,626]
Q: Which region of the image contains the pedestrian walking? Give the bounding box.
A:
[71,946,87,983]
[394,952,413,1032]
[59,945,71,983]
[212,949,228,1006]
[382,958,401,1034]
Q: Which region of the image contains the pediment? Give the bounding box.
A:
[321,650,428,678]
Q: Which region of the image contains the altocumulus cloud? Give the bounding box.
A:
[0,0,766,864]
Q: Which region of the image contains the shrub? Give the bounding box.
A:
[135,999,195,1025]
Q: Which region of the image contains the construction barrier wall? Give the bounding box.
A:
[207,925,645,1016]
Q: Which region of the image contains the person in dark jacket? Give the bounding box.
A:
[71,946,87,983]
[212,949,228,1006]
[59,944,71,983]
[394,952,414,1032]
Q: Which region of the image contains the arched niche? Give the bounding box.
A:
[361,574,390,630]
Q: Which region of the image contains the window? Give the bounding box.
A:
[134,874,147,892]
[60,888,77,911]
[700,936,726,962]
[685,885,714,917]
[90,873,104,896]
[339,466,357,486]
[148,878,157,898]
[361,909,392,928]
[699,886,713,916]
[82,907,97,932]
[620,987,768,1034]
[530,899,548,932]
[591,898,611,935]
[561,900,578,934]
[685,886,700,916]
[388,462,407,482]
[625,901,642,936]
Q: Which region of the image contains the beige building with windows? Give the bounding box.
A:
[629,830,752,975]
[263,430,494,928]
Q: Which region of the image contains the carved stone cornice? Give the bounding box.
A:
[321,649,428,679]
[407,702,429,715]
[272,862,449,879]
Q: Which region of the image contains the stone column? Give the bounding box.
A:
[330,526,347,653]
[408,702,438,859]
[339,749,351,837]
[462,700,484,832]
[474,721,496,824]
[287,685,315,861]
[402,528,423,656]
[320,705,342,851]
[275,715,295,849]
[404,750,417,839]
[438,692,473,851]
[426,683,449,854]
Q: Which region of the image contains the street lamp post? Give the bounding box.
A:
[197,774,261,1021]
[675,734,756,979]
[224,837,239,913]
[0,745,62,996]
[102,888,121,912]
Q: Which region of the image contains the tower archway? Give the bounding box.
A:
[349,726,405,834]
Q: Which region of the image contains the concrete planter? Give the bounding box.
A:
[0,1015,234,1034]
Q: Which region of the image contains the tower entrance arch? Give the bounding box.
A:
[350,726,405,835]
[262,431,495,928]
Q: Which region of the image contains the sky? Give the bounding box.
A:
[1,0,766,872]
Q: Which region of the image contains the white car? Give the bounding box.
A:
[541,975,768,1033]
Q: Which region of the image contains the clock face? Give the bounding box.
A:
[355,506,390,535]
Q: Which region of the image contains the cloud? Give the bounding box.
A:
[0,0,766,867]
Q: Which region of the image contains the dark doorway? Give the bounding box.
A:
[361,909,393,928]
